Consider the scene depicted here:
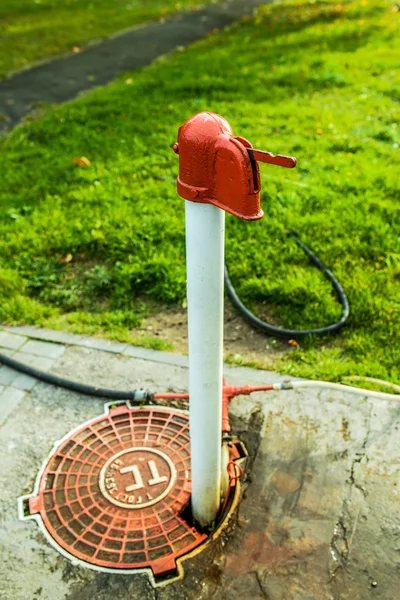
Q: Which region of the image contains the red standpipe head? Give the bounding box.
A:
[172,112,296,221]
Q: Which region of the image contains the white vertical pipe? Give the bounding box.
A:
[185,200,225,527]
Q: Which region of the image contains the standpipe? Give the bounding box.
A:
[172,112,296,526]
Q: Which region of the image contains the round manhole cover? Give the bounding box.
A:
[21,403,207,581]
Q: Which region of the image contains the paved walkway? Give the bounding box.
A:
[0,0,269,133]
[0,325,399,599]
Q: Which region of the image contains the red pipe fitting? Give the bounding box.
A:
[222,380,275,433]
[173,112,296,221]
[154,381,275,434]
[222,380,258,433]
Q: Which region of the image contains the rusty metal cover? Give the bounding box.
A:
[19,403,207,583]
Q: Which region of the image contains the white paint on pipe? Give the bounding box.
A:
[185,201,225,527]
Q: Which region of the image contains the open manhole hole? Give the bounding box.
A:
[19,402,246,586]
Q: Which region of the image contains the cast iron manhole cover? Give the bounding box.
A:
[19,403,208,583]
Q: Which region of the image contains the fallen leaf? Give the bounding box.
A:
[125,78,133,85]
[59,253,73,264]
[73,156,91,167]
[72,46,80,53]
[288,339,300,348]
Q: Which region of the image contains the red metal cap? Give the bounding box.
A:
[173,112,296,221]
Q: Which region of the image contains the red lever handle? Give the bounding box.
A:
[249,148,297,169]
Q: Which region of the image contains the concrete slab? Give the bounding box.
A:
[77,336,128,354]
[0,365,19,387]
[11,372,37,392]
[0,386,26,424]
[6,325,190,366]
[5,326,84,346]
[0,331,27,351]
[12,351,57,372]
[123,345,189,367]
[0,332,399,600]
[0,349,60,392]
[19,340,66,360]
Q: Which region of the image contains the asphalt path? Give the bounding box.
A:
[0,0,270,133]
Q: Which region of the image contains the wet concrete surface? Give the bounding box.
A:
[156,392,400,600]
[1,339,400,599]
[0,0,269,133]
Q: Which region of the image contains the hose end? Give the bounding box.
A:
[132,389,154,402]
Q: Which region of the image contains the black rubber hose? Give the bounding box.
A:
[0,233,349,394]
[0,350,153,401]
[224,231,350,339]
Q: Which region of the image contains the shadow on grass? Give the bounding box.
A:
[254,1,386,41]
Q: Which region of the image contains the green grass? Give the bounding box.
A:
[0,0,399,384]
[0,0,215,78]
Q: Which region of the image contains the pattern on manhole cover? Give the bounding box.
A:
[19,403,207,581]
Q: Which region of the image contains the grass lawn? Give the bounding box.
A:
[0,0,399,385]
[0,0,215,78]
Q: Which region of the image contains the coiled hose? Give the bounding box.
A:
[225,232,350,339]
[0,233,350,398]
